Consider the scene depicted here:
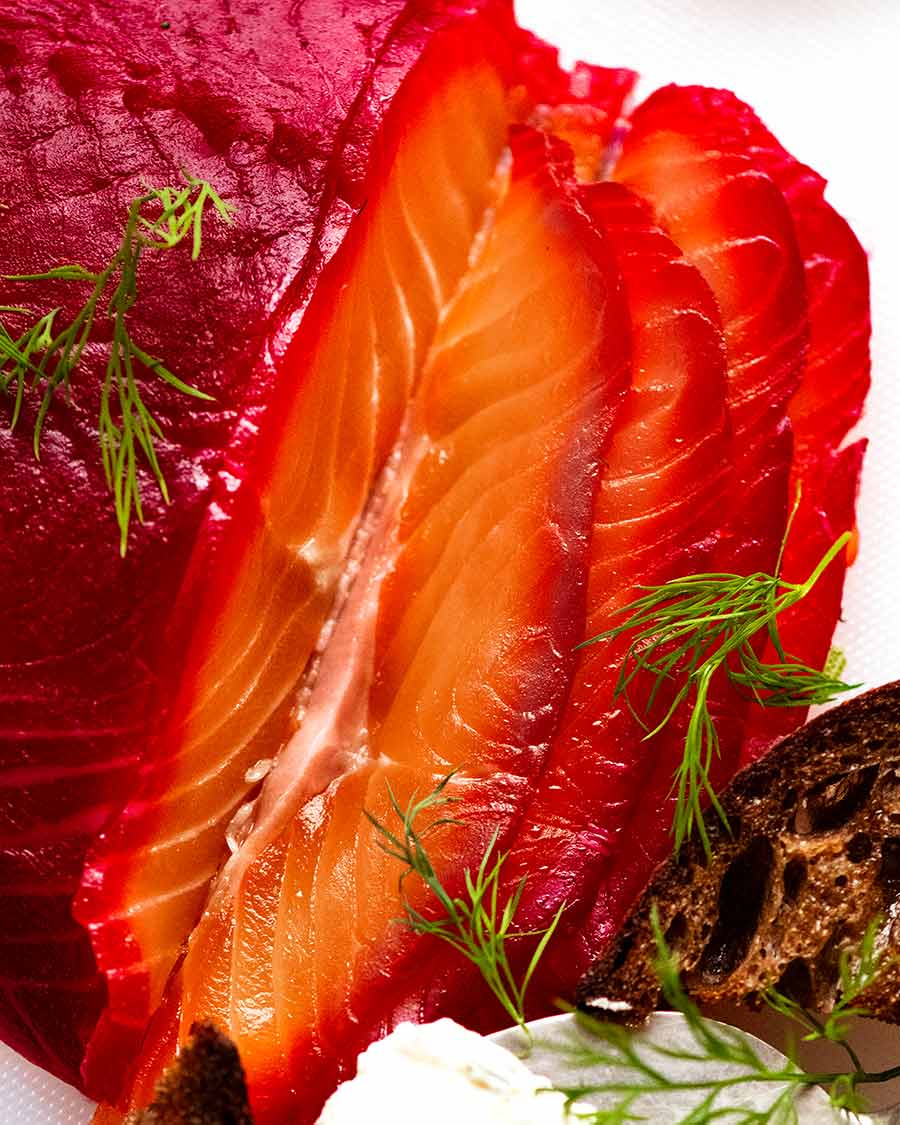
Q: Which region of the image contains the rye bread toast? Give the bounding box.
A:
[577,680,900,1025]
[127,1023,252,1125]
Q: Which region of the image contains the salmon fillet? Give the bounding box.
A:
[1,8,871,1120]
[577,80,810,954]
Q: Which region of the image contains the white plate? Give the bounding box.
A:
[492,1012,846,1122]
[2,0,897,1120]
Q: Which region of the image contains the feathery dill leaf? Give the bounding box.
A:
[824,646,849,682]
[763,915,885,1079]
[579,494,859,855]
[550,908,897,1123]
[365,771,566,1036]
[0,173,234,555]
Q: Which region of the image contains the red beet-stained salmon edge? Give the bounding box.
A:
[90,974,185,1122]
[512,26,637,120]
[649,86,871,756]
[567,83,810,967]
[741,440,867,765]
[637,85,870,454]
[612,80,808,580]
[713,85,869,753]
[512,178,733,944]
[512,32,636,181]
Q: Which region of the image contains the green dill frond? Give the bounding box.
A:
[580,497,859,854]
[764,916,887,1060]
[366,772,566,1036]
[0,173,232,554]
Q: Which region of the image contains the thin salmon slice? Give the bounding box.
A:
[420,180,735,1034]
[691,89,872,761]
[613,85,807,578]
[471,181,733,1001]
[74,10,522,1089]
[574,84,809,950]
[105,127,632,1125]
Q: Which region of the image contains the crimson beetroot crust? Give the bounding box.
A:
[0,0,635,1096]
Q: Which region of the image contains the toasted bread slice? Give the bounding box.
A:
[126,1023,252,1125]
[577,681,900,1024]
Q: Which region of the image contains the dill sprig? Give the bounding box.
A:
[0,173,234,554]
[580,498,859,855]
[552,910,897,1123]
[365,771,566,1036]
[763,916,884,1083]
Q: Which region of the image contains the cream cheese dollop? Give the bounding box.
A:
[316,1019,578,1124]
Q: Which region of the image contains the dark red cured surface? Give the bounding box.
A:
[613,85,807,579]
[716,89,870,459]
[0,0,637,1093]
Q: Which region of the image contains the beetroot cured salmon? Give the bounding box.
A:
[568,83,810,957]
[73,11,520,1091]
[0,5,874,1120]
[454,180,733,1014]
[613,85,808,580]
[0,0,637,1095]
[698,88,871,761]
[101,126,633,1125]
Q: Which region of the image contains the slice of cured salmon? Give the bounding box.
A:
[613,85,807,580]
[468,181,733,1004]
[101,126,633,1125]
[571,84,810,955]
[696,89,871,761]
[397,179,735,1036]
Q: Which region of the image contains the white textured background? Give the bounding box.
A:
[1,0,897,1119]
